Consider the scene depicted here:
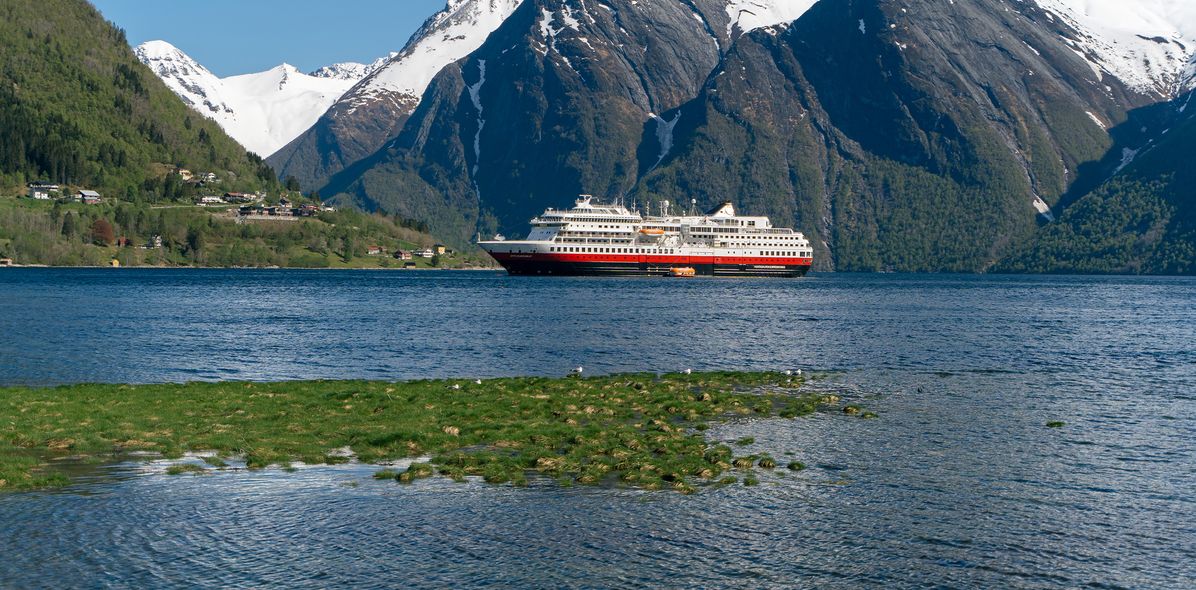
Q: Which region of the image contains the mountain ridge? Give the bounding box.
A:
[134,40,392,157]
[267,0,527,190]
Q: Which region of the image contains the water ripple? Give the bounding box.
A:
[0,271,1194,588]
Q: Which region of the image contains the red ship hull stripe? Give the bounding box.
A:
[489,252,814,266]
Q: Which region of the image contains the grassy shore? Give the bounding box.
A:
[0,372,852,493]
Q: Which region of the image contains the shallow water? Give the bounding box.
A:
[1,269,1194,588]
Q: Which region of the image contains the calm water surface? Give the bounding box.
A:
[1,269,1194,588]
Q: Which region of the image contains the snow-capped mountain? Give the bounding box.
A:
[725,0,819,37]
[135,41,234,122]
[269,0,527,189]
[135,40,388,156]
[347,0,524,111]
[1032,0,1196,97]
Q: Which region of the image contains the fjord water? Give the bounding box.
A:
[0,269,1193,589]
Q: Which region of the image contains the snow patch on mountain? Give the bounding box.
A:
[136,40,385,156]
[343,0,524,110]
[467,59,488,176]
[309,54,394,81]
[725,0,819,37]
[1032,0,1196,97]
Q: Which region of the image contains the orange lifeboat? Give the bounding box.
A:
[639,228,665,236]
[670,267,696,277]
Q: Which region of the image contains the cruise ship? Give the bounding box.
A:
[479,196,813,277]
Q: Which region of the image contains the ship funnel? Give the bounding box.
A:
[707,201,736,217]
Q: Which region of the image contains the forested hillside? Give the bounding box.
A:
[999,95,1196,274]
[0,199,484,269]
[0,0,278,198]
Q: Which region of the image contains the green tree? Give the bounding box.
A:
[186,227,205,255]
[61,212,77,238]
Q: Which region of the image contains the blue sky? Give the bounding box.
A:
[92,0,447,77]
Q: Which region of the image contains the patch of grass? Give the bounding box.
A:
[397,462,434,483]
[735,437,756,446]
[1046,421,1066,428]
[787,461,806,472]
[165,463,206,476]
[0,371,822,493]
[743,476,760,486]
[202,456,228,468]
[373,469,399,480]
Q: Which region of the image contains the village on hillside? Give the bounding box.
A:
[1,171,490,270]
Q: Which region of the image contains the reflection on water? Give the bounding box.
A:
[1,270,1194,588]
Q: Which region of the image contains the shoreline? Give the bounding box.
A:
[0,371,859,493]
[5,265,1195,277]
[0,264,502,271]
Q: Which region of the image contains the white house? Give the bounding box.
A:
[198,195,225,205]
[415,249,435,258]
[27,183,59,200]
[78,190,102,204]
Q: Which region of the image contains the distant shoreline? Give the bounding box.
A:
[0,264,501,271]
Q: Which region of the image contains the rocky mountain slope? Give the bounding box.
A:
[1033,0,1196,98]
[267,0,527,189]
[135,41,389,157]
[635,0,1158,271]
[999,89,1196,273]
[318,0,774,241]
